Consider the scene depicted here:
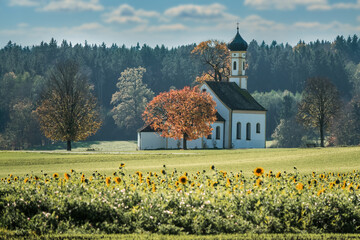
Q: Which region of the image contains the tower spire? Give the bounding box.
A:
[227,27,248,89]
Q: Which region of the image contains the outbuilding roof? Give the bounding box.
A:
[205,81,266,111]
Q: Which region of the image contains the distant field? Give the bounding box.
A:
[28,140,138,152]
[1,141,360,178]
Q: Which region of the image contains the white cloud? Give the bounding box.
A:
[8,0,40,7]
[244,0,329,10]
[293,21,360,31]
[308,0,360,10]
[17,22,29,28]
[166,4,223,19]
[103,4,160,24]
[164,3,236,22]
[132,24,187,33]
[40,0,104,12]
[241,15,286,31]
[72,22,103,31]
[246,0,360,11]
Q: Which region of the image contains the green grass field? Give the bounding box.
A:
[2,142,360,238]
[1,141,360,178]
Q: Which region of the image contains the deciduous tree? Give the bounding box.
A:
[111,67,154,131]
[297,77,340,147]
[272,118,305,148]
[143,86,217,149]
[191,40,230,82]
[333,96,360,146]
[36,60,101,151]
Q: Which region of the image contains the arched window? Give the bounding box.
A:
[246,123,251,140]
[216,126,221,140]
[256,123,260,133]
[242,61,245,71]
[233,61,237,70]
[236,122,241,139]
[207,133,212,139]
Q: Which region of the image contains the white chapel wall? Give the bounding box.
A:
[202,122,224,149]
[231,112,266,148]
[139,132,166,150]
[200,84,230,148]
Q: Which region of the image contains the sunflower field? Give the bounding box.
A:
[1,165,360,235]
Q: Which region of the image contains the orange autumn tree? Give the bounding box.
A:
[191,40,230,83]
[143,86,217,149]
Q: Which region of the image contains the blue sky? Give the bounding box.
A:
[0,0,359,48]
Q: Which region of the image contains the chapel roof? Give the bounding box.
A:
[205,81,266,111]
[227,27,248,51]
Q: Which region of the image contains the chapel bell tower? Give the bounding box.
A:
[227,24,248,89]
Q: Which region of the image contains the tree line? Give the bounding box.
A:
[0,34,359,149]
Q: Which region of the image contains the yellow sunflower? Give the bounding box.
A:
[105,177,111,186]
[179,175,188,185]
[211,181,218,188]
[276,172,281,178]
[53,173,59,178]
[317,189,325,196]
[296,183,304,190]
[114,177,121,184]
[64,173,70,180]
[256,178,263,187]
[254,167,264,177]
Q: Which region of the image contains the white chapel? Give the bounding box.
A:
[138,28,267,150]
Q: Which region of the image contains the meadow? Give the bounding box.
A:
[1,141,360,178]
[2,143,360,239]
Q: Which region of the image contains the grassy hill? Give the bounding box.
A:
[1,141,360,178]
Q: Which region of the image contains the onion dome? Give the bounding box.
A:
[227,26,248,51]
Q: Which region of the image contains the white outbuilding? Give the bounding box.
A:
[138,27,266,150]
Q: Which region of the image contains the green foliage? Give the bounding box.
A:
[0,72,45,149]
[111,67,154,130]
[346,62,360,97]
[271,118,305,148]
[0,99,42,150]
[2,167,360,235]
[333,96,360,146]
[252,90,301,139]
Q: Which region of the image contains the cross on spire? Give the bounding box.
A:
[236,22,239,32]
